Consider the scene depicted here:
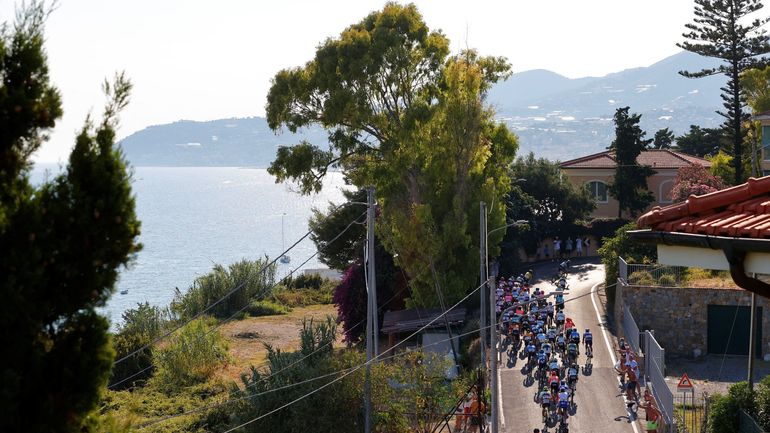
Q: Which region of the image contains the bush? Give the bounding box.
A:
[598,222,657,302]
[284,273,324,290]
[629,270,654,286]
[271,279,335,307]
[707,381,756,433]
[152,319,231,391]
[657,274,677,286]
[246,300,290,317]
[171,258,277,321]
[109,302,170,389]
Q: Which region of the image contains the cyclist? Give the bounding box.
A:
[555,310,565,328]
[548,357,560,377]
[555,333,566,355]
[555,293,565,309]
[537,387,552,423]
[583,328,593,357]
[567,363,579,394]
[525,269,533,283]
[569,328,581,345]
[559,259,570,273]
[525,341,537,365]
[546,327,557,343]
[557,385,571,423]
[548,370,560,395]
[542,342,553,358]
[566,341,579,364]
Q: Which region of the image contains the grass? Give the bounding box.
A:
[675,402,706,432]
[684,268,736,289]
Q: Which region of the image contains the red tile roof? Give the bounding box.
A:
[560,149,711,169]
[636,176,770,238]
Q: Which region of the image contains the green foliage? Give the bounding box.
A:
[598,222,657,302]
[707,151,736,185]
[755,375,770,429]
[246,300,291,316]
[740,66,770,178]
[309,189,368,271]
[657,274,677,286]
[271,279,335,307]
[678,0,770,182]
[284,273,324,290]
[171,258,276,321]
[652,127,675,150]
[675,125,724,158]
[152,319,230,392]
[608,107,656,218]
[265,3,517,307]
[629,270,654,286]
[498,153,594,274]
[110,303,170,389]
[0,5,142,431]
[708,393,739,433]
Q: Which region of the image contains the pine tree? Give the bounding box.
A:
[652,128,675,149]
[608,107,655,218]
[0,4,141,432]
[678,0,770,183]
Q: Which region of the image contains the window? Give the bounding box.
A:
[762,126,770,161]
[586,180,608,203]
[659,179,674,204]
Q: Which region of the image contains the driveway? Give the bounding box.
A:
[498,260,641,433]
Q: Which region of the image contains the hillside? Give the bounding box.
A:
[119,51,727,166]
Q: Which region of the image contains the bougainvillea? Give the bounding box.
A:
[333,263,368,344]
[670,164,727,203]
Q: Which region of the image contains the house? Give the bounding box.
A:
[560,149,711,219]
[750,111,770,176]
[626,175,770,359]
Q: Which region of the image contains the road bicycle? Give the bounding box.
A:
[585,344,593,358]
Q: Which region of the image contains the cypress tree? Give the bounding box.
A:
[0,4,141,432]
[608,107,655,218]
[678,0,770,182]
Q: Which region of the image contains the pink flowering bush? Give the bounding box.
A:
[669,164,726,203]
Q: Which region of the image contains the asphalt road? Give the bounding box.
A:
[498,261,641,433]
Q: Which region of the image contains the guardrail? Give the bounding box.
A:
[622,303,640,355]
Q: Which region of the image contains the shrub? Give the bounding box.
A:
[271,279,335,307]
[657,274,677,286]
[246,300,290,317]
[152,319,231,391]
[171,258,277,321]
[284,273,323,290]
[109,302,170,389]
[629,270,654,286]
[707,381,756,433]
[598,222,657,302]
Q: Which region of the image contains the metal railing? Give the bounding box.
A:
[622,303,641,355]
[740,409,768,433]
[645,330,674,432]
[626,263,688,287]
[619,256,628,283]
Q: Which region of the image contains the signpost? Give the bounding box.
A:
[677,373,696,432]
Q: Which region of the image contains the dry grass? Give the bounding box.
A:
[685,268,736,289]
[216,304,343,383]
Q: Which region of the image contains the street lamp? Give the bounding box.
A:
[483,217,528,433]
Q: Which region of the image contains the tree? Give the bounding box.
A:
[678,0,770,183]
[497,153,594,274]
[670,164,727,202]
[608,107,655,218]
[652,128,675,149]
[598,222,657,303]
[308,189,367,271]
[708,150,738,184]
[266,3,517,307]
[0,4,141,431]
[675,124,724,157]
[740,66,770,176]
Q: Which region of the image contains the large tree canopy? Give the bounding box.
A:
[266,3,517,306]
[608,107,655,218]
[675,124,724,157]
[0,4,141,431]
[678,0,770,182]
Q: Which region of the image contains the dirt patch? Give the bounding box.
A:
[216,304,342,383]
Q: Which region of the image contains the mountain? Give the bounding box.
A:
[120,117,328,167]
[488,51,726,160]
[120,51,727,166]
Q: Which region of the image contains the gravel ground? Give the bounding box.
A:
[665,354,770,396]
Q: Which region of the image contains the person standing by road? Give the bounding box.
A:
[575,237,583,256]
[565,237,573,257]
[553,237,561,260]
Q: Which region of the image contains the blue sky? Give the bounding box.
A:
[0,0,708,162]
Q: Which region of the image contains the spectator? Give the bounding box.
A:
[565,237,573,257]
[542,244,550,260]
[553,237,561,260]
[575,237,583,256]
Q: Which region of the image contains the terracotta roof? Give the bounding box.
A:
[636,176,770,238]
[560,149,711,169]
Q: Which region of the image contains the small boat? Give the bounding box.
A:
[120,289,129,295]
[280,255,291,264]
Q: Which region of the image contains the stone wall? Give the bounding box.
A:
[616,281,770,358]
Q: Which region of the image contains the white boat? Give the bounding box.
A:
[120,289,129,295]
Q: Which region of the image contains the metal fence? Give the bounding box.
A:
[626,262,688,287]
[623,303,641,355]
[619,256,628,283]
[644,330,674,432]
[674,392,707,433]
[740,409,768,433]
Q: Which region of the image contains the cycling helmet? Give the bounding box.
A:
[585,328,590,332]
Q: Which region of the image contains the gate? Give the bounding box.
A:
[644,330,674,432]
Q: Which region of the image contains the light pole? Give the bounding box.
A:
[485,218,528,433]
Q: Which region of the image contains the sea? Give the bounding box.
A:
[30,164,347,327]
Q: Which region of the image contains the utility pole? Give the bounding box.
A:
[489,274,499,433]
[749,278,757,389]
[364,186,377,433]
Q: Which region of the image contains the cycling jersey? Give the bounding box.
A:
[558,393,570,408]
[567,344,578,354]
[568,368,578,380]
[540,392,551,405]
[526,344,536,354]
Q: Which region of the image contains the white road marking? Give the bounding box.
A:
[498,366,505,429]
[590,282,640,433]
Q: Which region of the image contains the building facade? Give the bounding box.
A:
[559,149,711,219]
[750,112,770,176]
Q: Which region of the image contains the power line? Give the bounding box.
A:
[109,210,366,389]
[136,276,611,430]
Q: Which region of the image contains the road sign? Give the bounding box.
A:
[677,372,694,391]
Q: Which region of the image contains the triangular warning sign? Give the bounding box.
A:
[677,373,694,389]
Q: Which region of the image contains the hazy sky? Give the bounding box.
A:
[0,0,702,162]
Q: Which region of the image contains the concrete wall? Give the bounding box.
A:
[616,281,770,358]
